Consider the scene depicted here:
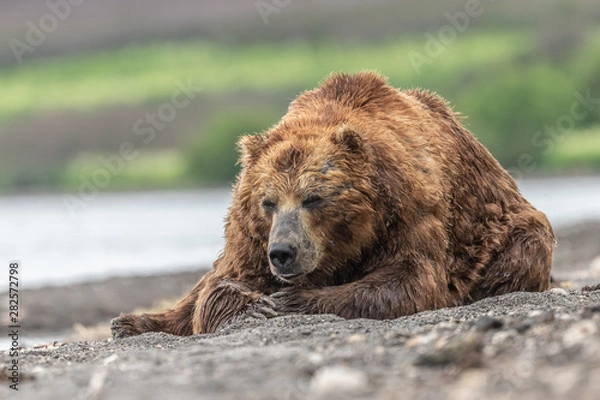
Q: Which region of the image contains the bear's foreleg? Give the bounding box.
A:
[111,271,277,338]
[191,277,277,333]
[271,261,450,319]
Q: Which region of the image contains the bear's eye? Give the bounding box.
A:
[302,194,324,209]
[262,199,276,212]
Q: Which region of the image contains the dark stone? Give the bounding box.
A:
[475,316,504,332]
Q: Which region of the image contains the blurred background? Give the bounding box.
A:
[0,0,599,345]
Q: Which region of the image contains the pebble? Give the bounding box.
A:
[413,333,482,367]
[447,370,487,400]
[549,288,568,296]
[563,320,598,348]
[583,303,600,318]
[309,365,368,397]
[535,309,555,323]
[306,352,324,365]
[383,331,410,341]
[475,316,504,332]
[347,334,366,343]
[490,330,515,346]
[406,332,438,348]
[515,318,535,333]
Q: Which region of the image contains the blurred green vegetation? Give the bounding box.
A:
[0,31,525,123]
[1,26,600,192]
[544,126,600,169]
[185,108,281,185]
[60,150,189,190]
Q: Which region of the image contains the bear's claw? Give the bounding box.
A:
[269,288,308,313]
[110,313,142,339]
[245,296,278,320]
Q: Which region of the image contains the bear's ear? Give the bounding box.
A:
[238,134,267,166]
[331,125,364,154]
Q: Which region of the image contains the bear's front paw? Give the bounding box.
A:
[270,288,311,314]
[110,313,146,339]
[245,295,279,320]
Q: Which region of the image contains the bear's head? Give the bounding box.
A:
[237,124,379,286]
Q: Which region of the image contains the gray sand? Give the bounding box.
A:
[2,290,599,399]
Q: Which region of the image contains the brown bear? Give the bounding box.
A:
[111,71,554,338]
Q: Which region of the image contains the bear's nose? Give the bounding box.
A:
[269,243,297,271]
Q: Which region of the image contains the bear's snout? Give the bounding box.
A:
[269,243,298,278]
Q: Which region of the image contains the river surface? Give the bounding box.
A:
[1,176,599,289]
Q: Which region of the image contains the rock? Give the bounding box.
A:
[414,333,483,367]
[475,316,504,332]
[563,320,598,348]
[308,365,369,398]
[583,303,600,318]
[406,332,438,348]
[346,334,366,343]
[447,370,488,400]
[306,352,324,365]
[490,330,516,346]
[550,288,568,296]
[582,283,600,292]
[514,309,555,333]
[514,318,535,333]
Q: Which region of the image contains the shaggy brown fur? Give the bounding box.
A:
[111,72,554,338]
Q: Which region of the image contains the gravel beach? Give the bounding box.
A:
[1,221,599,399]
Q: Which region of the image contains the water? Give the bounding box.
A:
[0,189,231,289]
[0,177,599,289]
[518,176,600,227]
